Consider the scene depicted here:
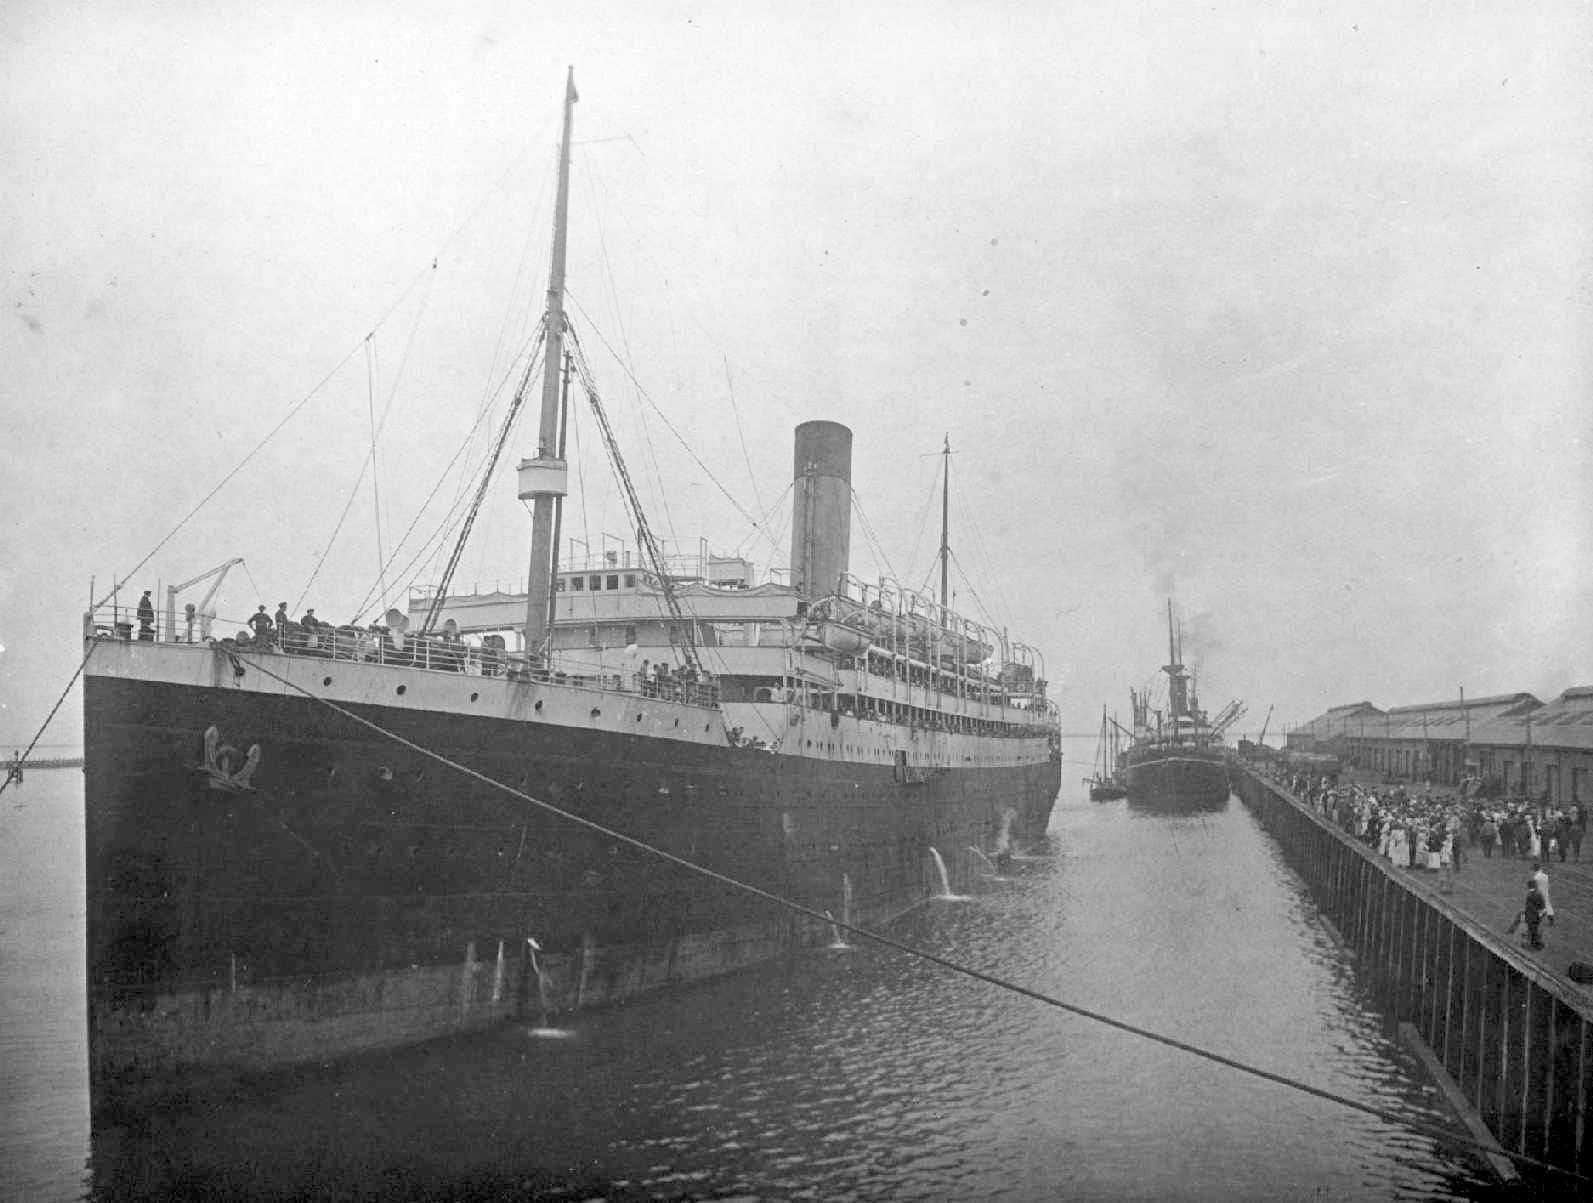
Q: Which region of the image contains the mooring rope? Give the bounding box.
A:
[143,646,1593,1183]
[0,640,97,800]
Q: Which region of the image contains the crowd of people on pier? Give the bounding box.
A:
[1267,763,1588,871]
[1264,761,1590,952]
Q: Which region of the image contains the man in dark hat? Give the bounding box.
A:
[136,589,155,640]
[247,604,274,648]
[1524,880,1547,950]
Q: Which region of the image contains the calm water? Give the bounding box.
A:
[2,771,1498,1200]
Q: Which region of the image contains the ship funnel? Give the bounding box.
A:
[790,420,852,598]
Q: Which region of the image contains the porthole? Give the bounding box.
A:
[395,684,407,696]
[322,676,332,687]
[590,708,602,719]
[534,699,544,712]
[470,692,479,702]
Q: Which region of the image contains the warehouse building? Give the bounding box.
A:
[1288,687,1593,806]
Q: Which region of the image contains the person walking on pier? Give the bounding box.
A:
[1479,815,1497,858]
[1532,861,1555,925]
[1522,880,1548,950]
[1553,812,1573,863]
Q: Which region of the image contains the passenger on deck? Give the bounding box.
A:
[247,605,275,648]
[274,602,290,642]
[137,590,155,640]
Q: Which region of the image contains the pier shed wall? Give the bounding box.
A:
[1234,767,1593,1180]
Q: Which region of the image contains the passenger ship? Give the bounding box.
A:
[80,72,1061,1109]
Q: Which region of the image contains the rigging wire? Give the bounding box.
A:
[88,125,556,620]
[566,293,761,532]
[365,335,389,614]
[848,489,900,587]
[88,338,365,615]
[951,487,1012,633]
[216,645,1585,1188]
[732,479,794,568]
[299,280,474,619]
[902,464,943,590]
[578,166,682,559]
[365,267,444,585]
[421,327,549,632]
[354,336,542,622]
[0,642,98,801]
[721,353,765,518]
[948,548,999,634]
[453,157,556,518]
[239,562,269,617]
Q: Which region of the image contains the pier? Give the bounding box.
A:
[1235,765,1593,1181]
[12,757,83,771]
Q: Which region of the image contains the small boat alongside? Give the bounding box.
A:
[1085,706,1127,800]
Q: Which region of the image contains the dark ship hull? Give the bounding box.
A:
[84,654,1059,1112]
[1123,746,1230,811]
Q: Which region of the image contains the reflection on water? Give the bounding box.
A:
[3,775,1498,1200]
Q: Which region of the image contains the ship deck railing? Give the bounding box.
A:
[85,616,722,710]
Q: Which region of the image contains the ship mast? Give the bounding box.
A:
[519,68,579,657]
[938,434,950,610]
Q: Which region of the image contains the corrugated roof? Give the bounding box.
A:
[1469,691,1593,752]
[1326,701,1381,717]
[1298,692,1571,747]
[1385,691,1538,715]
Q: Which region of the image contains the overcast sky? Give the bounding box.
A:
[2,1,1590,751]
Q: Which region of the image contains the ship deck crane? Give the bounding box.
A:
[1209,699,1247,741]
[165,557,244,641]
[1256,704,1274,749]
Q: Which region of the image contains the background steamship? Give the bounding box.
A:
[1123,604,1242,811]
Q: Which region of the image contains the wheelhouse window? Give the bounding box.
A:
[570,577,584,591]
[624,574,636,588]
[589,575,602,591]
[606,574,619,591]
